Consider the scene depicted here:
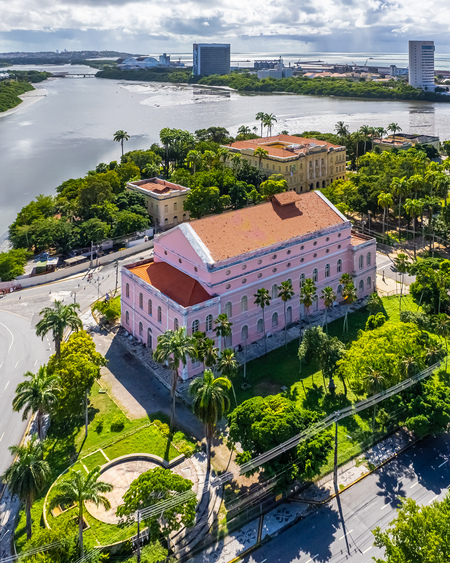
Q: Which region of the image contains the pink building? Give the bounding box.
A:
[121,191,376,379]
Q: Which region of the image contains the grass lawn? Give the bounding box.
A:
[83,449,109,471]
[103,425,179,461]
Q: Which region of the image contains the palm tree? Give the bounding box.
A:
[376,127,387,143]
[263,113,277,136]
[189,370,231,474]
[153,328,196,430]
[404,198,424,259]
[391,176,410,240]
[387,122,402,144]
[12,366,60,440]
[230,153,242,174]
[378,191,394,235]
[341,277,357,335]
[159,127,174,176]
[433,314,450,367]
[185,150,202,175]
[255,112,266,137]
[367,292,382,316]
[363,366,386,433]
[351,130,364,163]
[217,347,238,378]
[254,147,268,170]
[254,288,271,354]
[359,125,372,155]
[2,436,51,540]
[198,337,219,369]
[35,301,82,358]
[214,313,233,354]
[202,150,216,171]
[113,130,130,157]
[321,286,336,334]
[278,280,294,348]
[237,125,251,139]
[394,253,410,309]
[335,121,349,138]
[50,467,113,557]
[300,278,317,320]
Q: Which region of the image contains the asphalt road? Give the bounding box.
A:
[243,433,450,563]
[376,253,415,285]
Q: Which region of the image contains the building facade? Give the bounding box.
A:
[224,134,346,193]
[409,40,435,90]
[121,191,376,380]
[126,178,190,229]
[193,43,231,76]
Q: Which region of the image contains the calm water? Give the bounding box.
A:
[1,63,450,235]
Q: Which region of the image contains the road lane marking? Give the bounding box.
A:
[362,546,372,554]
[428,495,439,504]
[4,381,9,390]
[381,504,389,510]
[339,530,353,541]
[410,482,419,489]
[0,432,4,442]
[15,361,19,368]
[438,460,448,468]
[0,320,14,353]
[34,359,38,366]
[305,555,319,563]
[0,362,3,369]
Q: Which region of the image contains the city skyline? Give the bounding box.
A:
[0,0,449,54]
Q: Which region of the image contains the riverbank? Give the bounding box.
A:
[0,85,47,118]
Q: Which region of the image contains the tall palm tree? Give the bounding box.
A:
[113,130,130,157]
[230,153,242,174]
[185,150,202,175]
[35,301,82,358]
[237,125,252,139]
[376,127,387,143]
[263,113,277,136]
[341,276,357,335]
[359,125,372,155]
[435,172,450,208]
[351,130,364,163]
[321,286,336,334]
[391,176,410,240]
[159,127,175,176]
[202,150,216,171]
[335,121,349,138]
[153,328,196,430]
[214,313,233,354]
[254,288,271,355]
[12,366,60,440]
[2,436,51,540]
[387,122,402,144]
[197,337,219,369]
[50,467,113,557]
[255,112,266,137]
[394,253,410,309]
[254,147,268,170]
[363,366,386,433]
[189,370,231,474]
[217,347,239,405]
[278,280,294,348]
[378,191,394,235]
[404,198,424,259]
[367,292,382,316]
[300,277,317,320]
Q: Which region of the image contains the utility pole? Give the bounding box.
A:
[243,338,247,380]
[90,241,93,269]
[136,510,141,563]
[85,389,89,438]
[333,420,338,492]
[115,260,119,295]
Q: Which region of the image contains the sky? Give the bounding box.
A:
[0,0,449,55]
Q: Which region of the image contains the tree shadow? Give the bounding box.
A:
[301,384,325,411]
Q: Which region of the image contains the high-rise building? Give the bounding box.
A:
[408,40,435,90]
[193,43,230,76]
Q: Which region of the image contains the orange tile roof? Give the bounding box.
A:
[128,178,188,194]
[127,260,211,307]
[351,234,372,246]
[190,191,346,261]
[227,134,343,159]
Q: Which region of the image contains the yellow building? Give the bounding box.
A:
[126,178,190,230]
[224,134,347,192]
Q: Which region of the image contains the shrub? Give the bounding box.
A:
[153,420,170,437]
[92,419,104,434]
[110,414,126,432]
[365,312,386,331]
[400,310,433,331]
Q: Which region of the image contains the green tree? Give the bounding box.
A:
[113,130,130,157]
[300,277,317,319]
[405,375,450,439]
[254,147,268,170]
[260,174,288,199]
[185,150,202,175]
[50,467,113,557]
[387,122,402,143]
[335,121,349,138]
[320,286,336,334]
[263,113,277,136]
[12,366,60,440]
[341,276,357,335]
[237,125,252,139]
[391,176,410,239]
[113,209,150,237]
[255,112,266,137]
[367,292,382,315]
[378,191,394,235]
[0,248,31,281]
[2,436,51,540]
[394,253,411,308]
[35,300,82,358]
[153,328,196,430]
[404,198,424,258]
[183,185,223,219]
[254,288,271,354]
[189,370,231,474]
[433,314,450,365]
[278,280,294,348]
[229,181,251,209]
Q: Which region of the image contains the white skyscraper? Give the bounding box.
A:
[408,40,435,90]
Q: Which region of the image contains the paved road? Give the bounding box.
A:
[376,252,415,285]
[243,433,450,563]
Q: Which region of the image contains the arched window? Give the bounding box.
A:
[147,328,152,349]
[126,283,129,298]
[313,268,318,282]
[367,276,372,289]
[148,299,152,316]
[139,293,143,309]
[241,325,248,341]
[300,274,305,288]
[241,295,248,312]
[125,311,129,324]
[139,322,143,336]
[205,314,213,332]
[157,306,162,323]
[359,255,364,269]
[367,252,371,266]
[257,318,264,333]
[225,301,232,318]
[337,284,343,296]
[225,333,232,348]
[271,284,278,299]
[192,319,199,333]
[337,259,342,274]
[272,312,278,327]
[325,264,330,278]
[359,279,364,292]
[287,306,292,325]
[174,318,179,331]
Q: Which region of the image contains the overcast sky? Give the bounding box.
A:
[0,0,448,55]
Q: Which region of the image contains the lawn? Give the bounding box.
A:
[82,449,109,471]
[103,424,180,461]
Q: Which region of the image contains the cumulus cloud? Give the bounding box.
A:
[0,0,449,53]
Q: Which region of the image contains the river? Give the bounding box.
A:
[1,63,450,236]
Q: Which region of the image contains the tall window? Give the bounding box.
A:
[139,322,143,336]
[271,284,278,299]
[241,295,248,312]
[313,268,318,282]
[225,301,232,318]
[139,293,143,309]
[192,319,199,333]
[126,283,129,298]
[300,274,305,288]
[359,279,364,292]
[125,311,129,324]
[367,252,372,266]
[337,284,343,296]
[367,276,372,289]
[359,255,364,269]
[157,306,162,323]
[174,318,179,331]
[337,259,342,273]
[272,312,278,327]
[287,306,292,325]
[257,318,264,333]
[325,264,330,278]
[205,314,213,332]
[241,325,248,341]
[148,299,152,316]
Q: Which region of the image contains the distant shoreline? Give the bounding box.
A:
[0,84,48,118]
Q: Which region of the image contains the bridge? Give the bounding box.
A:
[50,72,96,78]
